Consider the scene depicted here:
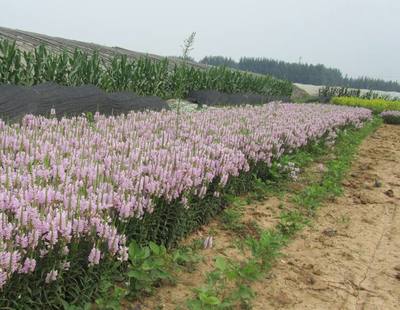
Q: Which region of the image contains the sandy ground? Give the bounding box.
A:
[254,124,400,309]
[137,196,284,310]
[133,124,400,310]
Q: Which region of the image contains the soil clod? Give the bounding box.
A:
[374,179,382,187]
[322,228,337,237]
[385,189,394,197]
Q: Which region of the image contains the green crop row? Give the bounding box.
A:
[319,86,399,102]
[331,96,400,113]
[0,39,292,99]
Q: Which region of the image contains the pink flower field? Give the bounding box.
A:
[0,103,372,289]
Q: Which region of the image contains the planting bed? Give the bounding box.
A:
[332,96,400,113]
[0,83,171,121]
[0,38,292,100]
[0,103,371,307]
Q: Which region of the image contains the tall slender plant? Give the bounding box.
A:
[175,32,196,137]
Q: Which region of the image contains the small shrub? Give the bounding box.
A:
[380,111,400,124]
[332,97,400,113]
[127,241,175,297]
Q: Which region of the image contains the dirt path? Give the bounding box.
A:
[138,196,284,310]
[254,124,400,309]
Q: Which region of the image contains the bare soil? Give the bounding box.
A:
[138,197,284,310]
[254,124,400,309]
[134,124,400,310]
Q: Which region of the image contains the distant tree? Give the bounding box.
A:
[201,56,237,68]
[172,55,196,62]
[199,56,400,92]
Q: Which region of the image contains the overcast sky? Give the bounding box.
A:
[1,0,399,81]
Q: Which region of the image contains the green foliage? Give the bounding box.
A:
[187,257,258,309]
[0,242,123,310]
[380,111,400,124]
[332,96,400,113]
[201,56,400,93]
[62,301,92,310]
[0,40,22,84]
[186,231,284,309]
[123,192,224,247]
[127,241,175,297]
[173,246,201,271]
[296,117,381,215]
[220,206,245,233]
[277,211,308,236]
[127,240,200,298]
[187,287,225,309]
[122,159,301,250]
[247,175,270,201]
[245,231,284,269]
[94,277,127,310]
[0,38,292,99]
[0,104,380,309]
[319,86,399,103]
[318,86,362,103]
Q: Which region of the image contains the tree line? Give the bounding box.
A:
[200,56,400,93]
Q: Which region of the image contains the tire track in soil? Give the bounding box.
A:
[253,124,400,310]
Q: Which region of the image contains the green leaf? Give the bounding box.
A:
[215,257,227,271]
[153,257,167,267]
[199,293,221,305]
[136,247,150,260]
[153,269,170,280]
[235,284,254,300]
[159,244,167,256]
[128,270,148,281]
[149,241,160,255]
[128,241,139,258]
[186,299,203,310]
[141,260,153,271]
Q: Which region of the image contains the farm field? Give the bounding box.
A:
[1,26,399,310]
[332,97,400,113]
[0,102,377,308]
[0,26,206,68]
[295,83,400,100]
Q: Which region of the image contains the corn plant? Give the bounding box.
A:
[0,40,22,84]
[0,38,293,99]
